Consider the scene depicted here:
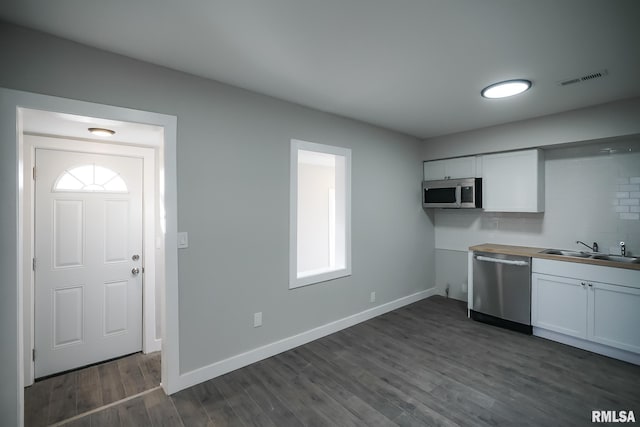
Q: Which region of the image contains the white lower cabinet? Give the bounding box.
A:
[589,282,640,354]
[531,259,640,364]
[531,273,587,338]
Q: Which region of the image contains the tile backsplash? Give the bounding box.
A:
[614,177,640,221]
[433,137,640,256]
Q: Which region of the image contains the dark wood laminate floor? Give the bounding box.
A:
[55,296,639,426]
[25,351,160,426]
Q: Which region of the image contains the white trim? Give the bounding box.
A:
[328,187,336,267]
[1,88,179,427]
[149,337,162,353]
[172,288,436,393]
[467,250,474,317]
[533,327,640,366]
[289,139,352,289]
[22,135,159,385]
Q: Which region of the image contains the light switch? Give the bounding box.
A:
[177,232,189,249]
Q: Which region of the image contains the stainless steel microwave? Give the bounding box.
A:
[422,177,482,208]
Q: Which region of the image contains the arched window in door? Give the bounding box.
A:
[53,164,128,193]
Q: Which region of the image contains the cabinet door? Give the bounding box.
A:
[444,157,476,179]
[588,282,640,353]
[423,160,446,181]
[423,156,477,180]
[482,149,544,212]
[532,273,587,338]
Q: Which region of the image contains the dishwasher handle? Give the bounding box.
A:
[475,255,529,267]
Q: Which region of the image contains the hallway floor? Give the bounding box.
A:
[25,351,160,426]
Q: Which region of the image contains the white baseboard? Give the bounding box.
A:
[533,327,640,366]
[172,288,436,393]
[144,338,162,354]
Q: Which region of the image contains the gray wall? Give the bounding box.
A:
[434,249,468,302]
[0,20,434,418]
[422,97,640,160]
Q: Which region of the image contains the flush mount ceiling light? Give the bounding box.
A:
[481,79,532,99]
[88,127,115,137]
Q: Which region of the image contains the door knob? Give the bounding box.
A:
[131,267,140,276]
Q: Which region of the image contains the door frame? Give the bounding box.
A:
[0,88,180,427]
[24,136,158,385]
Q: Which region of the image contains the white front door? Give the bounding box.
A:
[34,149,143,378]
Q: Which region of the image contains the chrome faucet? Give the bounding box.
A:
[576,240,598,253]
[620,241,626,257]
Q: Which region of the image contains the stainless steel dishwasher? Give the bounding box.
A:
[471,251,532,334]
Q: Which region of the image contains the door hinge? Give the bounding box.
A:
[32,166,36,180]
[32,258,36,271]
[32,349,35,361]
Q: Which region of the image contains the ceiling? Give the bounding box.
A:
[2,0,640,139]
[21,109,164,146]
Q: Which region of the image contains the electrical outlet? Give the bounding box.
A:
[370,292,376,303]
[253,312,262,327]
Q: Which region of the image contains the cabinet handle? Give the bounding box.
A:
[588,283,593,287]
[581,282,586,287]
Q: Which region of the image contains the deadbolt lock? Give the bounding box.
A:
[132,254,140,261]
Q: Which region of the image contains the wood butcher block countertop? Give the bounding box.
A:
[469,243,640,271]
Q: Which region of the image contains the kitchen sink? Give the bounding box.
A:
[590,254,640,264]
[540,249,591,258]
[541,249,640,264]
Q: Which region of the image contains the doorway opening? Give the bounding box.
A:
[20,108,165,424]
[0,87,180,427]
[0,88,181,426]
[21,110,164,384]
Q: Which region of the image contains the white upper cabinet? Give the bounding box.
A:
[423,156,480,181]
[482,149,544,212]
[423,159,446,181]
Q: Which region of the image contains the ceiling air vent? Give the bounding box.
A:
[558,69,608,86]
